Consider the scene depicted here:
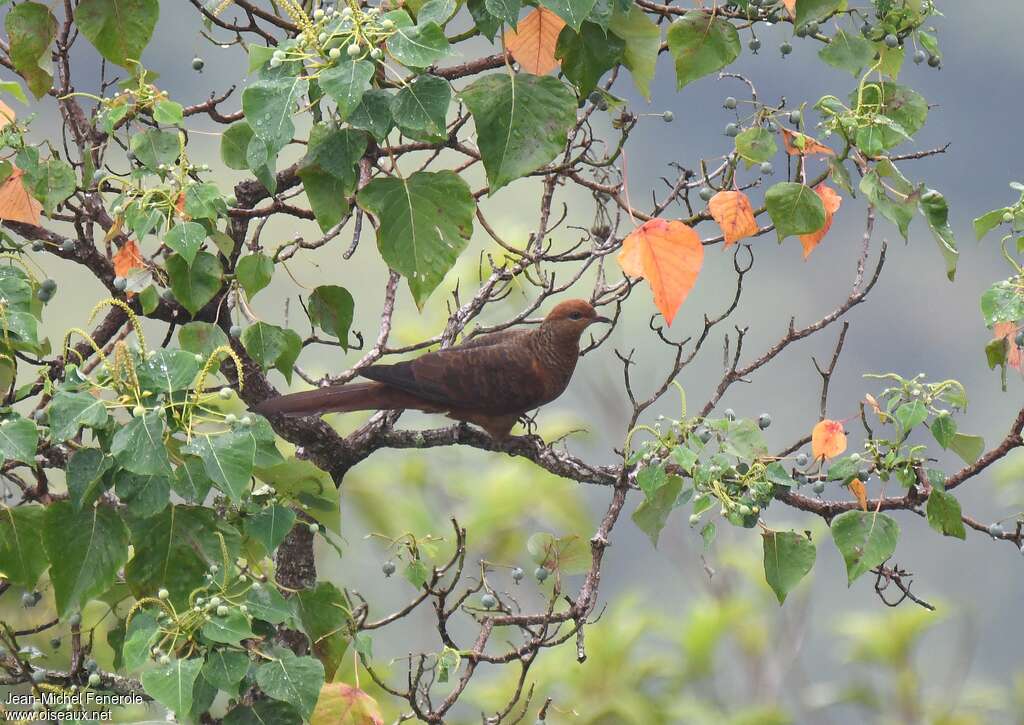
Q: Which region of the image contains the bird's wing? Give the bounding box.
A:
[453,328,530,350]
[360,340,547,414]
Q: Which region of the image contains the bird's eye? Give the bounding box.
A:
[569,311,582,320]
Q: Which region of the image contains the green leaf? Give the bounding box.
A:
[918,189,959,281]
[460,73,577,193]
[74,0,158,68]
[5,2,57,99]
[0,417,36,467]
[981,280,1024,327]
[387,20,450,68]
[0,504,48,589]
[302,125,366,185]
[48,391,110,442]
[141,658,203,716]
[666,11,740,91]
[830,510,899,584]
[948,433,984,465]
[483,0,519,27]
[818,30,874,76]
[973,208,1008,241]
[295,582,351,680]
[66,448,113,510]
[319,59,376,121]
[244,504,296,554]
[202,609,255,646]
[184,182,228,221]
[308,285,355,346]
[852,82,928,150]
[122,609,159,670]
[221,122,255,171]
[42,501,129,615]
[254,458,340,534]
[246,584,293,625]
[357,171,475,307]
[183,430,256,502]
[555,22,624,99]
[926,489,966,540]
[467,0,502,41]
[762,529,816,604]
[171,456,214,504]
[0,81,28,104]
[765,182,826,241]
[203,650,250,695]
[608,3,660,100]
[930,413,957,449]
[734,127,778,165]
[165,222,206,266]
[167,251,223,316]
[390,74,451,141]
[795,0,841,25]
[348,89,394,141]
[111,411,171,476]
[419,0,458,26]
[153,99,183,126]
[136,350,202,396]
[242,76,309,153]
[241,321,302,383]
[224,700,302,725]
[860,167,915,239]
[179,321,228,359]
[894,400,928,434]
[130,129,179,172]
[299,166,349,232]
[26,158,76,215]
[527,532,591,574]
[255,651,324,720]
[631,473,683,547]
[125,504,241,608]
[540,0,597,31]
[114,471,170,519]
[236,253,274,299]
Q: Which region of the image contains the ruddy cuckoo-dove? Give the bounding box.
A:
[253,299,610,438]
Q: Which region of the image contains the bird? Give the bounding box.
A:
[253,299,610,438]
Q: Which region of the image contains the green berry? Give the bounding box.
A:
[31,240,45,251]
[780,41,793,56]
[511,566,524,583]
[113,276,127,291]
[927,54,940,68]
[662,111,674,123]
[989,523,1004,537]
[21,591,37,607]
[758,413,772,429]
[849,453,861,463]
[36,288,52,303]
[1015,329,1024,347]
[481,593,497,609]
[219,387,233,399]
[382,560,396,577]
[329,47,341,60]
[84,659,98,672]
[812,481,825,494]
[697,427,712,443]
[760,162,773,175]
[805,21,819,35]
[50,637,61,649]
[789,110,802,125]
[217,604,229,616]
[240,415,252,427]
[795,24,807,38]
[61,239,74,252]
[347,43,361,58]
[688,513,700,526]
[913,49,927,64]
[224,413,237,425]
[158,588,169,600]
[723,96,737,110]
[724,408,736,421]
[31,669,45,684]
[229,324,242,338]
[588,90,602,105]
[88,673,101,686]
[534,566,550,582]
[861,22,873,37]
[308,522,320,534]
[68,613,81,626]
[41,278,57,293]
[698,186,715,201]
[132,405,146,417]
[370,47,383,60]
[159,654,170,665]
[748,37,761,52]
[1003,211,1014,223]
[795,453,808,467]
[884,33,899,48]
[192,57,205,71]
[724,123,739,137]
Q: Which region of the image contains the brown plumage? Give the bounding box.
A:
[253,299,610,438]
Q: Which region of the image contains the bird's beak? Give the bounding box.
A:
[591,315,612,325]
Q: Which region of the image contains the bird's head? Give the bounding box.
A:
[541,299,611,339]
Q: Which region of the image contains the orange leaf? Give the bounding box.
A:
[311,682,384,725]
[994,322,1022,370]
[782,0,796,17]
[799,184,842,258]
[849,478,868,511]
[708,190,759,247]
[113,238,145,278]
[811,419,847,460]
[617,218,703,326]
[504,7,565,76]
[0,166,42,226]
[174,191,189,220]
[0,100,15,129]
[781,127,834,157]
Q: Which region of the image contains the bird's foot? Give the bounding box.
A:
[518,412,539,437]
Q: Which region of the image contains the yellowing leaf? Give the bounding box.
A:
[782,0,796,17]
[0,166,42,225]
[994,322,1021,370]
[781,127,834,157]
[505,7,565,76]
[0,101,15,129]
[708,190,759,247]
[113,238,145,278]
[799,184,842,258]
[617,218,704,326]
[849,478,868,511]
[864,393,883,418]
[311,683,384,725]
[811,419,847,460]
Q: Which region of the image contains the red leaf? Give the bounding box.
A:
[708,190,759,247]
[113,238,145,278]
[0,166,42,226]
[811,419,847,460]
[617,218,704,326]
[799,184,842,258]
[504,7,565,76]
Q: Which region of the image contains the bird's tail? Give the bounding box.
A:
[253,382,430,417]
